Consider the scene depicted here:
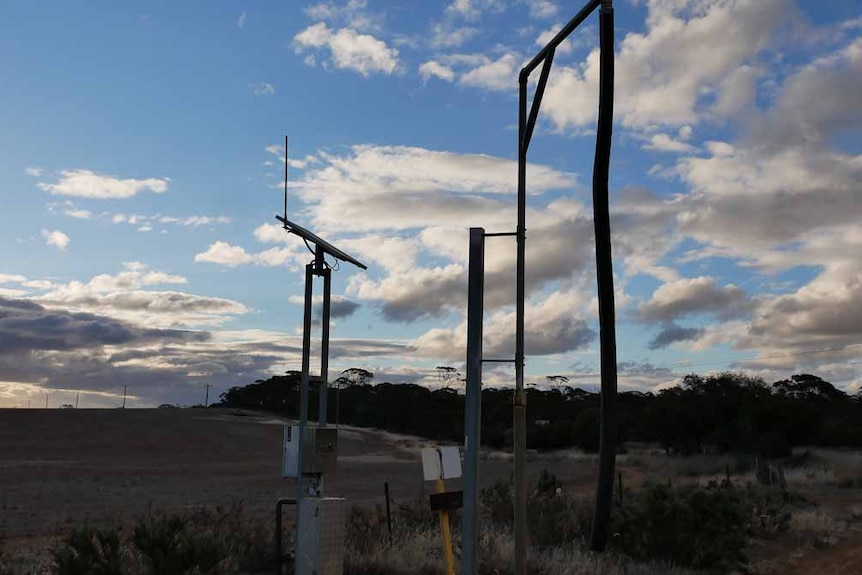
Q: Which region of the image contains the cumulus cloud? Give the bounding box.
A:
[0,298,205,355]
[647,324,705,350]
[419,61,456,82]
[194,241,298,269]
[637,276,755,323]
[38,169,169,199]
[294,22,399,76]
[541,0,789,129]
[291,144,574,234]
[42,229,70,251]
[460,53,518,91]
[410,289,595,360]
[36,264,246,328]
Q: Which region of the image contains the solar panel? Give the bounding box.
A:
[276,215,367,270]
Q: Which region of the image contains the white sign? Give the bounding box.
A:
[421,446,462,481]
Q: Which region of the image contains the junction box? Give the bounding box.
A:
[283,425,338,477]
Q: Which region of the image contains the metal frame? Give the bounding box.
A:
[277,137,368,573]
[462,1,617,572]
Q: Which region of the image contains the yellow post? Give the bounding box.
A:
[436,478,456,575]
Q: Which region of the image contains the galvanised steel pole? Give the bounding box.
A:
[462,227,485,574]
[319,266,332,426]
[514,76,528,575]
[295,261,315,555]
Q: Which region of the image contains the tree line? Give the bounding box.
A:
[217,370,862,455]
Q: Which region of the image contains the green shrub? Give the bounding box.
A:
[51,525,123,575]
[133,513,224,575]
[132,504,270,575]
[611,484,749,572]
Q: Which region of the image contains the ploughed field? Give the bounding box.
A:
[0,408,595,538]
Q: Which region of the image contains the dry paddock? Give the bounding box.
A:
[0,408,597,538]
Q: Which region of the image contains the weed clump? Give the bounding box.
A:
[51,525,123,575]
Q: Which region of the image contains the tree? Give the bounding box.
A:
[342,368,374,387]
[435,366,461,390]
[546,375,569,392]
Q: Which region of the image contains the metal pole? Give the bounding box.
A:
[514,74,529,575]
[589,0,618,553]
[463,227,485,575]
[204,383,210,407]
[295,262,315,551]
[384,481,393,547]
[75,391,79,409]
[122,385,127,409]
[319,267,332,426]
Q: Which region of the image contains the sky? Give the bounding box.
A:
[1,0,861,408]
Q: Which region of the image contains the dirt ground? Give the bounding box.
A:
[2,408,861,573]
[0,408,595,539]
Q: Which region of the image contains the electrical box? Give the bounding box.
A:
[283,425,338,477]
[296,497,346,575]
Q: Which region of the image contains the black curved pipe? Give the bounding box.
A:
[589,0,618,553]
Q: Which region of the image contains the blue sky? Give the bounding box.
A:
[1,0,860,407]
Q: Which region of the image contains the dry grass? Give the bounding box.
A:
[345,522,694,575]
[789,510,844,549]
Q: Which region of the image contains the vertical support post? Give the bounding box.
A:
[589,0,618,553]
[204,383,210,408]
[295,262,315,551]
[436,479,456,575]
[463,227,485,575]
[75,391,79,409]
[319,267,332,426]
[384,481,393,547]
[122,385,127,409]
[514,73,529,575]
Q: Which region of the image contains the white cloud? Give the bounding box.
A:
[526,0,557,19]
[64,208,92,219]
[237,11,246,28]
[445,0,504,21]
[419,61,456,82]
[38,169,169,199]
[541,0,789,130]
[194,241,298,269]
[25,166,43,177]
[460,53,518,91]
[41,229,70,251]
[291,144,575,233]
[294,23,399,76]
[430,23,479,48]
[642,133,696,153]
[252,82,275,95]
[35,264,245,329]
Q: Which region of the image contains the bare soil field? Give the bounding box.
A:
[2,408,861,573]
[0,408,594,540]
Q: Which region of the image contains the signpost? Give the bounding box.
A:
[421,446,462,575]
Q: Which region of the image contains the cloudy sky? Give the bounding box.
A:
[1,0,861,407]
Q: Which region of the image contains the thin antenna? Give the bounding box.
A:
[284,134,296,224]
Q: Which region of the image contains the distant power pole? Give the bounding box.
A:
[204,383,211,407]
[122,385,127,409]
[45,393,48,409]
[75,391,80,409]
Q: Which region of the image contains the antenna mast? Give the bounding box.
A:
[284,135,288,222]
